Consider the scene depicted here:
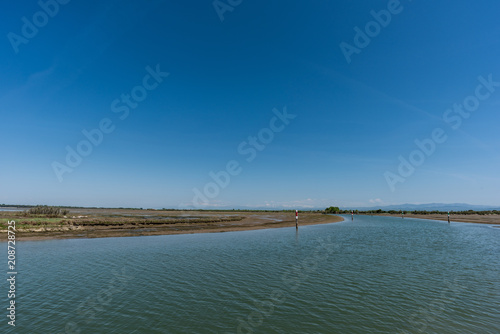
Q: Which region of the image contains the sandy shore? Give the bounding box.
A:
[0,209,344,241]
[366,213,500,225]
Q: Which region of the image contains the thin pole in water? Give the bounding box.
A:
[448,211,450,224]
[295,210,298,229]
[351,210,354,221]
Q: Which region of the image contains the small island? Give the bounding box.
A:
[0,205,343,240]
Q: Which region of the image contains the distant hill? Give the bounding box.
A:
[346,203,500,212]
[236,203,500,212]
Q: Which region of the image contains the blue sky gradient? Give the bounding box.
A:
[1,0,500,209]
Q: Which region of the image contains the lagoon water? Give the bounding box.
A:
[3,215,500,333]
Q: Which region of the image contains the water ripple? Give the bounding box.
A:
[3,216,500,333]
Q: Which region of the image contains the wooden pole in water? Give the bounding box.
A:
[295,210,298,229]
[448,211,450,224]
[351,210,354,221]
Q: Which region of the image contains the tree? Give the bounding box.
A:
[325,206,340,214]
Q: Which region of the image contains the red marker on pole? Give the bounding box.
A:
[295,210,298,229]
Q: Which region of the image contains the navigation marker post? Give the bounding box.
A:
[295,210,298,229]
[351,210,354,221]
[448,211,450,224]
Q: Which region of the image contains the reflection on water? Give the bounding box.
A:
[3,215,500,333]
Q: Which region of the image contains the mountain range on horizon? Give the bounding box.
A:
[199,203,500,212]
[342,203,500,212]
[240,203,500,212]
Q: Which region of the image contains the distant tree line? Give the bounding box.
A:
[4,203,498,216]
[1,204,36,208]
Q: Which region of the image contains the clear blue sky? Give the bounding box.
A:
[1,0,500,209]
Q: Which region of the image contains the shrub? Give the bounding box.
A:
[23,205,69,217]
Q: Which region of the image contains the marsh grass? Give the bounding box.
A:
[23,205,69,217]
[0,209,243,232]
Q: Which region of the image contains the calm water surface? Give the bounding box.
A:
[3,215,500,333]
